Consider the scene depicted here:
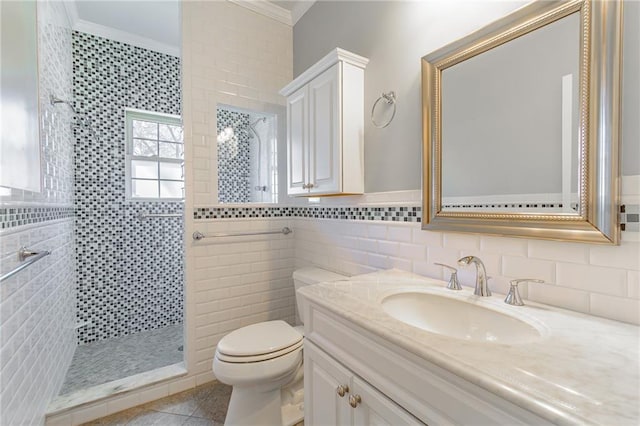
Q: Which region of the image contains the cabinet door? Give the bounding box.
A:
[351,377,423,426]
[305,340,353,426]
[287,85,308,195]
[308,63,341,195]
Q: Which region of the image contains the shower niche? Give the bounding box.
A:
[216,104,281,204]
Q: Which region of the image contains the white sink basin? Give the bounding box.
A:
[381,291,544,344]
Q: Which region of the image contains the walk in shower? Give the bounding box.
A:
[52,29,185,402]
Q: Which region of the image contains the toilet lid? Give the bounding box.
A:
[217,320,303,357]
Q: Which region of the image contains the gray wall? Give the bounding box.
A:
[294,1,640,193]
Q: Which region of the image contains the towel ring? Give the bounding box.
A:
[371,91,396,128]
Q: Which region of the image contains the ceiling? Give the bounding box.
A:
[64,0,315,57]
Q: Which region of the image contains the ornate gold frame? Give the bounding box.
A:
[422,0,622,244]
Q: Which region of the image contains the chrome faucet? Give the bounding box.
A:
[457,256,491,296]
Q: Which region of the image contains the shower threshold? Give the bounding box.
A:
[46,362,187,417]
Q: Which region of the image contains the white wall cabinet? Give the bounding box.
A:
[281,48,368,196]
[305,340,422,426]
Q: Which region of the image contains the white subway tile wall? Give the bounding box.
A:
[0,1,77,425]
[0,219,76,425]
[294,217,640,324]
[181,0,294,394]
[183,1,292,208]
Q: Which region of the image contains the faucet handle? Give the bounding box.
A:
[505,279,544,306]
[434,263,462,290]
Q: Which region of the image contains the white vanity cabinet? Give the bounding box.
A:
[280,48,368,196]
[302,300,553,426]
[305,340,421,425]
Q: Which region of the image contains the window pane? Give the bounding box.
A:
[160,180,183,198]
[132,179,159,198]
[132,120,158,139]
[160,162,182,180]
[159,124,183,143]
[133,139,158,157]
[159,142,183,159]
[132,160,158,178]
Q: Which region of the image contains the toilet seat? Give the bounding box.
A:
[213,344,303,387]
[216,320,303,363]
[216,339,303,363]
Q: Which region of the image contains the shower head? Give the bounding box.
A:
[250,116,267,128]
[50,94,78,114]
[50,94,100,141]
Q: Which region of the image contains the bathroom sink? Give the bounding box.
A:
[381,291,543,344]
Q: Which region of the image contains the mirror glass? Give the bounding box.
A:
[217,104,279,204]
[0,1,41,193]
[441,12,580,214]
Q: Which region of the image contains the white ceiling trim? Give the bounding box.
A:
[228,0,293,26]
[290,1,316,25]
[74,19,180,57]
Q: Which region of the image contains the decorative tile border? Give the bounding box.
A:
[194,204,640,230]
[194,206,422,222]
[1,204,636,230]
[443,202,578,211]
[620,204,639,232]
[0,206,75,229]
[194,206,296,219]
[295,206,421,222]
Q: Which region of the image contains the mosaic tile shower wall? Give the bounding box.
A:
[217,108,251,203]
[73,32,183,344]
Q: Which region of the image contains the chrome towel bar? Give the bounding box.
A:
[193,227,292,241]
[138,212,182,220]
[0,247,51,283]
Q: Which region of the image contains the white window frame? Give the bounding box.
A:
[125,108,184,201]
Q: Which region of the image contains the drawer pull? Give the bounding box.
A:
[336,384,349,397]
[349,394,361,408]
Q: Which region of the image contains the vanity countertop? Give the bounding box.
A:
[298,269,640,425]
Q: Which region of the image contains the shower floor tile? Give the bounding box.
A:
[59,324,183,396]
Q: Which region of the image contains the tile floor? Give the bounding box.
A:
[81,381,232,425]
[60,325,183,395]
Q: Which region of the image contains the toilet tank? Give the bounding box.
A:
[293,267,347,324]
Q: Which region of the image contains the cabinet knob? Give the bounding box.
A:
[336,384,349,397]
[303,183,315,189]
[349,394,361,408]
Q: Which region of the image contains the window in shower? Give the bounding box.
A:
[125,109,184,200]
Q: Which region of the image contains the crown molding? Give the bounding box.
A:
[291,1,316,25]
[73,19,180,58]
[279,48,369,96]
[228,0,293,26]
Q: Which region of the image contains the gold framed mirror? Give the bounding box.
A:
[422,0,622,244]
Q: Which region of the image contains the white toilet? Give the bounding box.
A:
[213,267,347,426]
